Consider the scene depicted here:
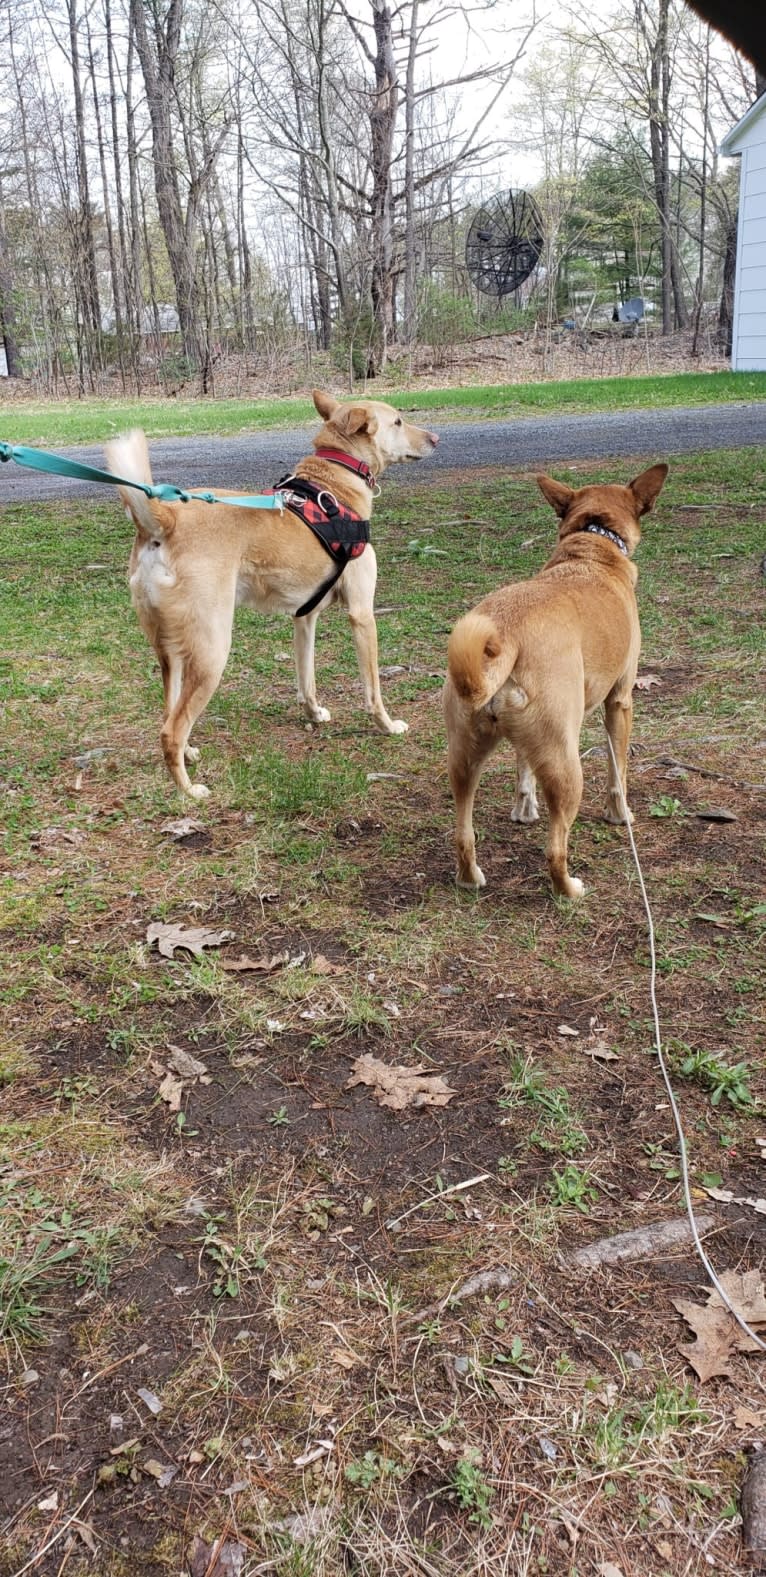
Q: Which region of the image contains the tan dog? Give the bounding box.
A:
[443,464,668,898]
[106,390,438,797]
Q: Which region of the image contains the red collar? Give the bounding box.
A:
[313,447,377,490]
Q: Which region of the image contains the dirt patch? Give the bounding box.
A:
[2,459,765,1575]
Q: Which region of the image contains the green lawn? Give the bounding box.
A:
[1,447,764,1575]
[2,369,765,446]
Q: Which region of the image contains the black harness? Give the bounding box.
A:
[277,475,370,617]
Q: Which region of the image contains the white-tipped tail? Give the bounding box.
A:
[447,610,519,710]
[105,429,163,539]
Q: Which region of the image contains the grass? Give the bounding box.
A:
[1,369,766,445]
[0,446,764,1574]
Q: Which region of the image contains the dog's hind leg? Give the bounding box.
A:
[160,652,200,763]
[160,639,230,799]
[447,721,500,889]
[293,611,331,724]
[603,690,634,825]
[511,754,539,823]
[536,745,584,899]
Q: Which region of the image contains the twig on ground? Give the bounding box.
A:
[657,755,766,792]
[564,1214,717,1271]
[444,1267,515,1305]
[385,1172,491,1231]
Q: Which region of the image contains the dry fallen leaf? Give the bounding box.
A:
[146,921,234,959]
[557,1023,579,1038]
[704,1185,766,1216]
[189,1534,246,1577]
[158,1072,183,1112]
[166,1046,207,1081]
[582,1044,619,1063]
[221,950,289,974]
[673,1269,766,1382]
[31,826,86,849]
[634,673,662,691]
[36,1490,59,1512]
[329,1346,360,1369]
[142,1457,177,1484]
[347,1053,455,1111]
[293,1420,337,1469]
[76,1523,99,1554]
[160,817,206,841]
[734,1404,766,1430]
[312,954,345,976]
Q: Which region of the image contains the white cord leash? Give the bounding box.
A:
[604,727,766,1354]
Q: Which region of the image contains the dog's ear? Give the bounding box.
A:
[629,463,668,515]
[333,404,379,438]
[536,475,574,517]
[313,389,339,421]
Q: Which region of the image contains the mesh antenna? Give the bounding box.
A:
[465,190,543,297]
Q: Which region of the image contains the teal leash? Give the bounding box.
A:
[0,440,285,511]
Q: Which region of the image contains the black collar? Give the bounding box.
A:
[578,521,629,556]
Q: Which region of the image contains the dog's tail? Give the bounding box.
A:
[105,430,171,541]
[447,610,523,710]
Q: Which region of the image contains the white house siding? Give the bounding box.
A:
[723,96,766,372]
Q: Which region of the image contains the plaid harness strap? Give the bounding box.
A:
[278,473,370,618]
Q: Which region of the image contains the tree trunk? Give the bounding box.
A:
[86,7,126,388]
[0,185,22,377]
[66,0,102,344]
[402,0,420,343]
[129,0,203,367]
[124,24,145,388]
[718,213,737,355]
[368,0,399,373]
[648,0,672,334]
[646,0,686,333]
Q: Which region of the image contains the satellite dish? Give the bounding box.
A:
[465,190,543,298]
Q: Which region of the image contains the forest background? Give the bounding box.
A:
[0,0,762,399]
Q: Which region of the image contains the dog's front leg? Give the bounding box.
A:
[293,611,331,724]
[344,551,407,735]
[603,692,634,825]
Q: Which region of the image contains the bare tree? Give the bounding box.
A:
[129,0,231,368]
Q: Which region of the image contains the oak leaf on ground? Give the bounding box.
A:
[347,1053,455,1111]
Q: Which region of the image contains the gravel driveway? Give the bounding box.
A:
[2,401,765,503]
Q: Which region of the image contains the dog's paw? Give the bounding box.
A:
[511,799,539,824]
[303,702,331,724]
[604,803,634,826]
[187,783,211,801]
[457,866,486,890]
[567,876,585,899]
[388,718,409,735]
[184,745,201,762]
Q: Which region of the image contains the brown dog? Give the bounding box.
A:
[443,464,668,898]
[106,390,438,797]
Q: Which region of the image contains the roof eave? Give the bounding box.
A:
[720,90,766,156]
